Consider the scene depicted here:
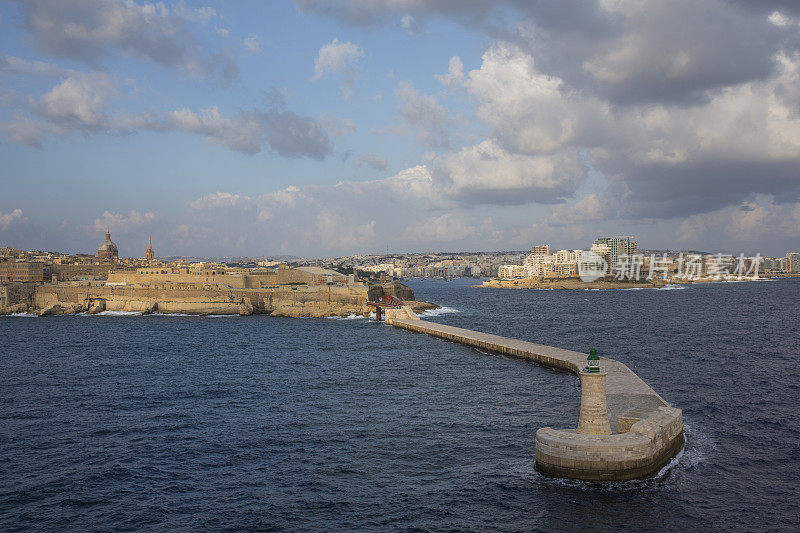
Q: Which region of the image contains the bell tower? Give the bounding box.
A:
[145,236,155,262]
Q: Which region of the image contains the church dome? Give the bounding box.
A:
[98,230,119,259]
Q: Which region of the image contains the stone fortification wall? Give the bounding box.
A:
[107,270,255,288]
[4,278,416,318]
[106,265,346,289]
[28,281,373,317]
[0,282,37,311]
[377,282,415,301]
[50,263,119,281]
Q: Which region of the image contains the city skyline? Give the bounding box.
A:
[2,1,800,257]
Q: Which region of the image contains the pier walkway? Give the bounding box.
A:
[388,317,684,481]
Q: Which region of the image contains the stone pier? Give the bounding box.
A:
[388,317,684,482]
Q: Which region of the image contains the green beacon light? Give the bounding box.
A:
[586,348,600,373]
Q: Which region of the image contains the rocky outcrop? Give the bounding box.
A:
[0,303,31,315]
[238,299,254,316]
[406,300,439,313]
[118,301,157,314]
[270,306,345,318]
[87,301,105,314]
[38,304,67,316]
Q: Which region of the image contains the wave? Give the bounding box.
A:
[3,312,37,317]
[419,306,460,317]
[96,310,143,316]
[584,284,685,291]
[326,314,367,320]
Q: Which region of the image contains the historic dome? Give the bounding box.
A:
[98,230,119,259]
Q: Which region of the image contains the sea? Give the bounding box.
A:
[1,278,798,532]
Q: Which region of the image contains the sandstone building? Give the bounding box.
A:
[97,230,119,260]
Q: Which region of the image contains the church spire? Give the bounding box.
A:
[146,236,155,261]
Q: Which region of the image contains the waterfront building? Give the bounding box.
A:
[531,244,550,257]
[2,261,50,282]
[97,230,119,260]
[530,261,555,277]
[498,264,527,279]
[786,252,800,273]
[589,242,612,267]
[594,237,637,268]
[554,249,570,263]
[553,262,577,276]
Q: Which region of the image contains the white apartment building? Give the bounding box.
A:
[498,264,528,279]
[786,252,800,272]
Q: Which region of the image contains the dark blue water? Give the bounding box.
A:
[1,280,798,531]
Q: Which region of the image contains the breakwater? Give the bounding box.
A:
[387,317,684,482]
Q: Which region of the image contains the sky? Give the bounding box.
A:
[1,0,799,258]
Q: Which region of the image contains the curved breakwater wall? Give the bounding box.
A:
[387,317,684,482]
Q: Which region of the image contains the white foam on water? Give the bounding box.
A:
[96,310,143,316]
[656,284,686,290]
[205,314,238,318]
[326,313,369,320]
[4,312,37,317]
[419,306,460,317]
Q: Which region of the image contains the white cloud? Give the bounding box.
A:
[315,208,376,250]
[443,41,800,218]
[395,81,451,149]
[312,38,364,96]
[190,192,253,210]
[120,91,333,158]
[0,117,60,149]
[34,74,115,130]
[677,199,800,243]
[0,54,81,78]
[0,209,27,228]
[243,36,260,53]
[400,15,419,35]
[22,0,235,79]
[436,56,464,91]
[312,38,364,79]
[543,193,617,226]
[403,213,475,242]
[92,210,159,233]
[430,139,586,205]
